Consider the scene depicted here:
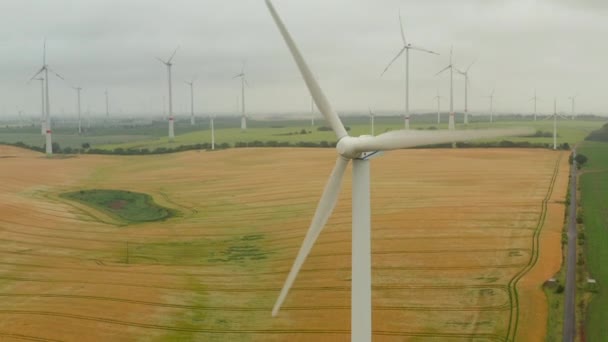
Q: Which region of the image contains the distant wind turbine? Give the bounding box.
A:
[265,2,533,341]
[233,64,248,131]
[436,47,455,131]
[210,114,215,150]
[545,98,569,150]
[29,40,64,157]
[456,60,475,125]
[158,46,179,141]
[73,86,83,134]
[368,108,375,136]
[568,94,578,120]
[185,78,196,125]
[381,10,438,130]
[530,90,539,121]
[433,92,442,125]
[485,89,495,123]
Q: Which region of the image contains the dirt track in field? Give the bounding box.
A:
[0,146,568,341]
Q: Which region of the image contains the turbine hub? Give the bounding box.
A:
[336,136,359,159]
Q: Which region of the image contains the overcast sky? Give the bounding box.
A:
[1,0,607,118]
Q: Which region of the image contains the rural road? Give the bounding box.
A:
[563,149,577,342]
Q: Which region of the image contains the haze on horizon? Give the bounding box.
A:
[0,0,606,118]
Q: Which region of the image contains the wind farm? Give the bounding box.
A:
[0,1,607,342]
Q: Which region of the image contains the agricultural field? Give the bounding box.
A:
[0,144,569,341]
[577,141,608,341]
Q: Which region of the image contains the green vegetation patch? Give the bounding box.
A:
[578,141,608,341]
[62,189,175,223]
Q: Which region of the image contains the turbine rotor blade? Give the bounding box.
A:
[47,67,64,80]
[156,57,167,65]
[409,45,439,55]
[435,65,450,76]
[398,9,407,45]
[29,67,45,82]
[542,114,553,121]
[347,128,535,153]
[380,47,407,77]
[266,0,348,139]
[558,114,570,120]
[272,156,349,317]
[167,46,179,63]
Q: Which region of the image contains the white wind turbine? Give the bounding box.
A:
[433,92,442,125]
[435,47,456,130]
[233,64,248,131]
[29,40,64,157]
[185,78,196,125]
[210,114,215,150]
[381,11,438,130]
[368,108,375,136]
[568,94,578,120]
[158,47,179,141]
[485,89,495,123]
[265,1,532,341]
[545,98,569,150]
[73,86,83,134]
[105,88,110,119]
[529,90,540,121]
[456,61,475,125]
[32,77,45,135]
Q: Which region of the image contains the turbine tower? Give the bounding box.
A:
[233,64,248,131]
[485,89,495,123]
[73,86,83,134]
[546,98,569,150]
[436,47,455,130]
[29,40,63,157]
[529,90,540,121]
[158,47,179,141]
[381,11,438,130]
[568,94,578,120]
[210,114,215,150]
[456,60,474,125]
[368,108,375,136]
[433,92,442,125]
[185,79,195,125]
[265,2,532,341]
[33,77,45,135]
[105,88,109,119]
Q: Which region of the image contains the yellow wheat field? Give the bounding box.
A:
[0,145,568,341]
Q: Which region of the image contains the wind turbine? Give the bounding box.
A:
[29,40,63,157]
[105,89,109,119]
[433,92,442,125]
[158,47,179,141]
[529,90,540,121]
[568,94,578,120]
[233,64,248,131]
[381,10,438,130]
[73,86,83,134]
[185,79,196,125]
[545,98,569,150]
[210,114,215,150]
[435,47,455,131]
[265,1,532,341]
[368,108,375,136]
[485,89,495,123]
[33,77,45,135]
[456,60,475,125]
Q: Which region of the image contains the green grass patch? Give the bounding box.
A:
[62,189,175,223]
[578,141,608,341]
